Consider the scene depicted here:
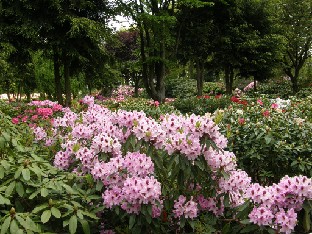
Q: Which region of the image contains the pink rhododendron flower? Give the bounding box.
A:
[262,110,270,117]
[257,99,263,105]
[238,118,245,125]
[12,118,19,124]
[173,195,198,219]
[154,101,159,107]
[31,115,38,121]
[22,116,28,122]
[271,103,279,109]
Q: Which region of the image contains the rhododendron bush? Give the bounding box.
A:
[219,96,312,185]
[27,96,312,233]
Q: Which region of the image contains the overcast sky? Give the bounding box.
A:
[108,15,134,31]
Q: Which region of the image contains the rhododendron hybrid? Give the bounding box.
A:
[31,97,312,233]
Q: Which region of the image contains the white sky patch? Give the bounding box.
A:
[108,15,135,31]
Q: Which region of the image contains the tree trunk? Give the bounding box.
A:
[196,60,204,96]
[136,0,167,103]
[17,83,21,102]
[53,48,63,105]
[253,76,257,92]
[63,52,71,107]
[26,93,31,102]
[225,65,234,94]
[134,73,140,97]
[285,67,299,93]
[5,80,11,102]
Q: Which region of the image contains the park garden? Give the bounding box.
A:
[1,0,312,233]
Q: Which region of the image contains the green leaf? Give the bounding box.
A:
[1,160,10,170]
[41,210,51,223]
[15,214,29,230]
[264,135,272,144]
[95,181,103,191]
[224,194,230,207]
[63,219,69,227]
[15,181,25,197]
[2,132,10,141]
[153,154,164,170]
[81,211,98,219]
[79,219,90,234]
[129,215,136,229]
[180,217,186,228]
[303,209,311,232]
[41,188,49,197]
[188,220,195,229]
[221,170,230,180]
[51,207,61,218]
[145,213,152,224]
[1,216,11,234]
[29,165,42,178]
[62,184,78,194]
[14,167,23,179]
[0,136,5,149]
[221,223,230,234]
[240,219,251,224]
[147,205,152,217]
[32,204,49,213]
[10,219,19,234]
[303,200,312,212]
[16,229,24,234]
[0,166,5,179]
[5,181,15,197]
[70,201,83,208]
[240,224,259,233]
[22,168,31,181]
[0,194,11,205]
[69,215,77,234]
[29,189,41,199]
[26,216,40,232]
[76,210,83,220]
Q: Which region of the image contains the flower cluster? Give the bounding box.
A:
[111,85,144,101]
[12,100,64,127]
[243,81,258,92]
[247,175,311,233]
[92,152,162,215]
[173,195,198,219]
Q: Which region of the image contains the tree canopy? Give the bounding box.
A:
[0,0,311,101]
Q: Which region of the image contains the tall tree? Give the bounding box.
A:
[276,0,312,93]
[1,0,112,106]
[111,29,142,96]
[116,0,174,102]
[177,0,284,94]
[177,1,214,96]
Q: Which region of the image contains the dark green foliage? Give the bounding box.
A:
[296,87,312,98]
[173,95,231,115]
[166,78,225,98]
[103,97,179,120]
[254,78,293,98]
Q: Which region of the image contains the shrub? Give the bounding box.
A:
[0,111,102,233]
[219,96,312,184]
[0,100,27,117]
[296,87,312,98]
[173,95,232,115]
[31,97,312,234]
[202,82,225,95]
[166,79,225,98]
[101,97,179,120]
[254,78,293,98]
